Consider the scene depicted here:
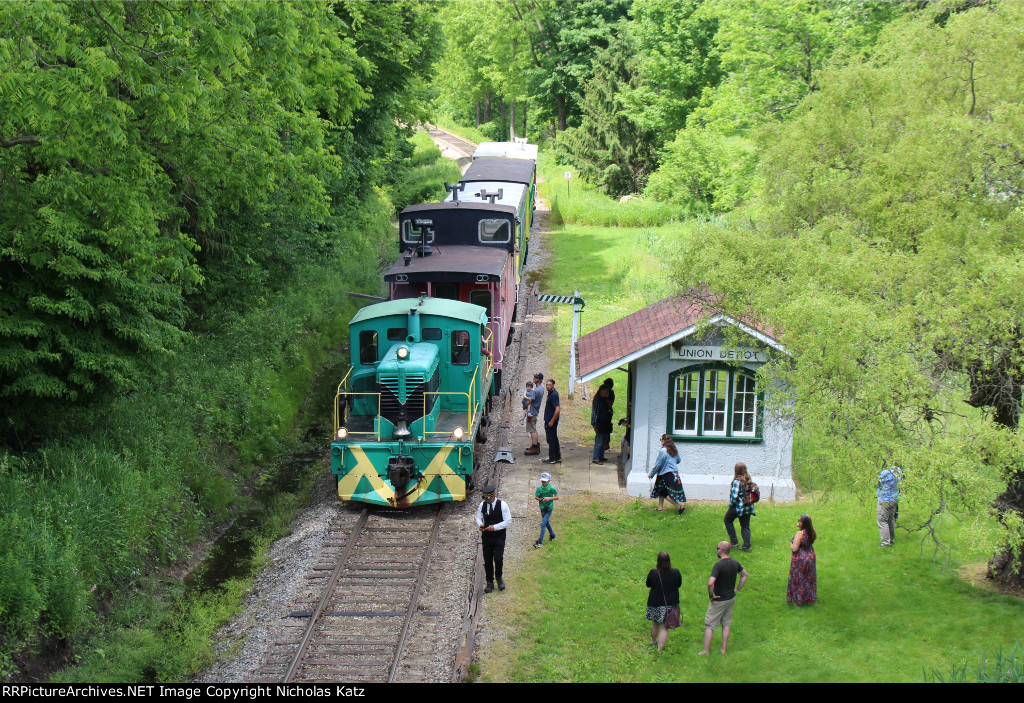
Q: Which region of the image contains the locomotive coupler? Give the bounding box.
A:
[387,455,418,496]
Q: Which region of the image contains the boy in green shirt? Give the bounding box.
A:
[534,472,559,547]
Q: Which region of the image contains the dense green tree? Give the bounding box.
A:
[621,0,721,143]
[433,0,531,138]
[0,1,366,421]
[433,0,631,136]
[555,31,658,197]
[331,1,443,211]
[673,1,1024,586]
[514,0,632,132]
[646,0,905,212]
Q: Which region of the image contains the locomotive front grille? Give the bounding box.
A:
[378,372,427,401]
[379,382,438,425]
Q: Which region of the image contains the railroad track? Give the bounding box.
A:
[256,505,445,683]
[244,126,547,684]
[426,123,478,160]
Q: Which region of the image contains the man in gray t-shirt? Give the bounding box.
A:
[700,541,749,655]
[524,372,544,455]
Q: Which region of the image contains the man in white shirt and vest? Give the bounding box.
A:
[476,485,511,593]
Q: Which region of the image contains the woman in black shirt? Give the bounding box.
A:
[645,551,682,652]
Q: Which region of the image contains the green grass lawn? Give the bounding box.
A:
[484,498,1023,682]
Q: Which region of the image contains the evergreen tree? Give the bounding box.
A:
[555,31,658,197]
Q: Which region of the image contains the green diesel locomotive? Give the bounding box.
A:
[330,296,492,507]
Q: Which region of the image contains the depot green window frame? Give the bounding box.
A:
[666,363,764,443]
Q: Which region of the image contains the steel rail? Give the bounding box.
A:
[282,507,369,683]
[387,504,444,683]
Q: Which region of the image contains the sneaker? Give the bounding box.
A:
[729,542,739,548]
[534,542,543,548]
[542,458,560,464]
[549,536,557,542]
[498,579,506,591]
[485,582,494,593]
[740,546,751,552]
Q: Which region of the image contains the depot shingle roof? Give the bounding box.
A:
[575,293,783,383]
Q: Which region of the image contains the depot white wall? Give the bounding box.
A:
[624,345,795,502]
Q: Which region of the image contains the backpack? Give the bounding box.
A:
[743,480,761,506]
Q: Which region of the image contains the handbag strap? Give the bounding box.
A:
[657,569,668,606]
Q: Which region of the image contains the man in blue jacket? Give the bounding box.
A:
[877,465,903,548]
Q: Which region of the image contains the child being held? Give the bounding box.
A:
[521,381,535,425]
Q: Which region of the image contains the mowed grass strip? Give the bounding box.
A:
[531,221,690,446]
[486,498,1024,682]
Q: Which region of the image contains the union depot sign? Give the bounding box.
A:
[670,345,767,362]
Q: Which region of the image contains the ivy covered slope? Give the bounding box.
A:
[0,0,442,679]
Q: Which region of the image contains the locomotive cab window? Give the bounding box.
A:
[422,327,442,341]
[451,330,471,365]
[386,328,407,341]
[359,330,378,365]
[479,219,511,243]
[401,220,435,245]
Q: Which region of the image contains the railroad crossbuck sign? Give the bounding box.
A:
[537,291,585,395]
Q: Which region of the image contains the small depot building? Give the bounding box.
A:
[576,294,795,501]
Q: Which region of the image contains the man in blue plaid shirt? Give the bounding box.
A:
[877,466,903,548]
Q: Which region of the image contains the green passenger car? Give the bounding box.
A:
[330,297,493,507]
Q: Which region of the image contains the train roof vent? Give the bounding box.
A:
[445,182,465,202]
[476,188,503,204]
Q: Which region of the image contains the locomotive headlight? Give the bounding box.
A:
[397,346,409,360]
[453,426,465,440]
[337,427,348,439]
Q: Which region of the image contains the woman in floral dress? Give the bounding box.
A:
[787,513,817,605]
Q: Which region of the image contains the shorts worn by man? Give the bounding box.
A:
[700,541,748,656]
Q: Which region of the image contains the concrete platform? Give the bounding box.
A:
[491,439,625,522]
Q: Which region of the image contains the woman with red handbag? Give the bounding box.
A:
[645,551,682,652]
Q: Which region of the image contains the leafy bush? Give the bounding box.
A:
[539,154,688,227]
[644,126,754,214]
[391,132,463,213]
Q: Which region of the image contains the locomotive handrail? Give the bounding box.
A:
[422,390,472,439]
[334,367,382,441]
[334,392,382,439]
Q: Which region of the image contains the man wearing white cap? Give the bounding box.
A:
[534,472,559,548]
[476,485,511,592]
